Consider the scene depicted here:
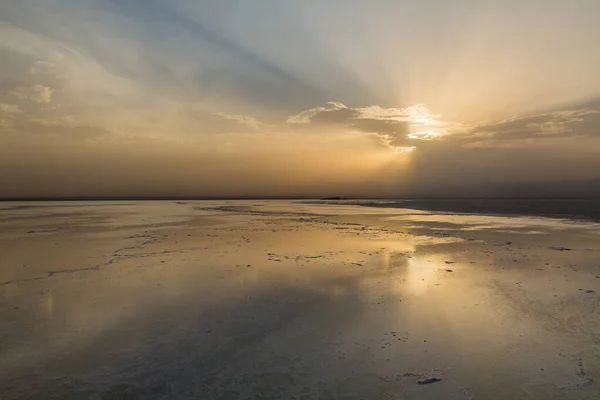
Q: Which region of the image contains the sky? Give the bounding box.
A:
[1,0,600,198]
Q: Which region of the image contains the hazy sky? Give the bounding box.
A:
[2,0,600,198]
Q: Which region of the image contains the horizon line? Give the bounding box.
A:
[2,196,600,202]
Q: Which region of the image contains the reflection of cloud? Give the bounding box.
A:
[287,101,445,150]
[9,84,53,103]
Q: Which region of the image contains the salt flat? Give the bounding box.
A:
[1,200,600,399]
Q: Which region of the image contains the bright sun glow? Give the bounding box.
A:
[397,146,417,153]
[407,131,441,140]
[404,104,440,125]
[405,104,445,141]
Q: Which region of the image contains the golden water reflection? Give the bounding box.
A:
[2,201,600,399]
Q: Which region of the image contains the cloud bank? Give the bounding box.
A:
[287,102,448,150]
[2,0,600,198]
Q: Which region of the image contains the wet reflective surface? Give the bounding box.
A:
[1,201,600,399]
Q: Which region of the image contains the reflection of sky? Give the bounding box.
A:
[3,200,599,397]
[384,213,600,231]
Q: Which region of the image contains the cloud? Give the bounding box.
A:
[213,113,262,129]
[285,102,350,124]
[286,100,600,152]
[1,114,114,143]
[9,84,53,103]
[463,108,600,144]
[287,101,446,150]
[28,61,56,75]
[0,103,22,114]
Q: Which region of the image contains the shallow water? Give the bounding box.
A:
[1,201,600,399]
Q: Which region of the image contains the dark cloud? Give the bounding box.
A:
[287,102,416,148]
[464,107,600,142]
[288,99,600,150]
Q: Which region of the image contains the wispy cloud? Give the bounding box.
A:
[28,61,56,75]
[9,84,53,104]
[213,113,262,129]
[463,108,600,144]
[0,103,22,114]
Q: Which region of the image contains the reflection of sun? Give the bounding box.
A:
[405,256,436,295]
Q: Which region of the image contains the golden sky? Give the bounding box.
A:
[2,1,600,198]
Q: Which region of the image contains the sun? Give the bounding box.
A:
[404,104,445,140]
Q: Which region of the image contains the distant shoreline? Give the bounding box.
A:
[2,197,600,222]
[330,199,600,222]
[2,197,600,202]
